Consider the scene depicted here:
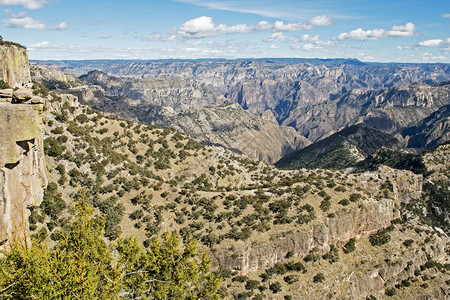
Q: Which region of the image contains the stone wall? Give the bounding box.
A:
[0,44,47,245]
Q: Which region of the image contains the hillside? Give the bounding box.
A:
[275,123,401,170]
[29,90,447,299]
[0,44,448,299]
[31,68,310,163]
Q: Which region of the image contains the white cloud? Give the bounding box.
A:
[418,38,450,47]
[418,39,444,47]
[272,20,312,31]
[309,15,333,26]
[263,32,320,43]
[337,28,385,41]
[99,34,112,39]
[3,13,68,30]
[337,22,415,41]
[396,45,411,50]
[269,44,280,49]
[3,16,46,29]
[386,22,415,37]
[0,0,46,9]
[178,16,253,37]
[53,21,68,30]
[28,41,49,48]
[145,15,333,41]
[442,13,450,18]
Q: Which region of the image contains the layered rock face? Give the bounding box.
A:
[0,46,47,244]
[293,82,450,143]
[0,101,47,241]
[0,44,32,88]
[212,198,399,275]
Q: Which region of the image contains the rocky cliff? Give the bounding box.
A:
[0,45,47,245]
[293,82,450,143]
[0,97,47,243]
[0,44,32,88]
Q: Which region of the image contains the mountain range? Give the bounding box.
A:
[0,45,447,298]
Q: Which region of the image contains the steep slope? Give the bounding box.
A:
[32,93,448,299]
[404,104,450,149]
[48,70,309,163]
[276,123,400,169]
[293,82,450,142]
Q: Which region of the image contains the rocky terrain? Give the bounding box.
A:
[33,59,450,125]
[32,59,450,159]
[0,44,47,244]
[293,81,450,144]
[0,44,447,299]
[31,68,310,163]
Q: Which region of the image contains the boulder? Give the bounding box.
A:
[30,96,44,104]
[0,88,13,99]
[13,88,33,102]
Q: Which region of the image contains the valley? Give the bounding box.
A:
[0,42,448,299]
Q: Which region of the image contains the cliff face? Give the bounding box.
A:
[0,45,47,244]
[0,44,32,88]
[212,198,399,274]
[0,102,47,241]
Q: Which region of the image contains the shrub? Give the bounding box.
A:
[320,198,331,212]
[269,281,282,293]
[0,79,10,89]
[313,273,325,283]
[343,238,356,254]
[338,199,350,206]
[349,193,362,202]
[44,137,63,157]
[369,231,391,246]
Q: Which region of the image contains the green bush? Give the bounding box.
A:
[313,273,325,283]
[0,79,10,89]
[343,238,356,254]
[269,281,282,293]
[369,231,391,246]
[44,137,64,157]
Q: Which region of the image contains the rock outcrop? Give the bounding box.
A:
[0,101,47,242]
[212,197,399,275]
[0,45,47,245]
[0,44,32,88]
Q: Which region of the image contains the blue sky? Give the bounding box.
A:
[0,0,449,62]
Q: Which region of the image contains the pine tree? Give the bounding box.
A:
[0,194,222,299]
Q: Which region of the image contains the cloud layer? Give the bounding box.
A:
[337,22,416,41]
[145,15,332,42]
[0,0,47,9]
[3,13,68,30]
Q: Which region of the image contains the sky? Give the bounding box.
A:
[0,0,449,62]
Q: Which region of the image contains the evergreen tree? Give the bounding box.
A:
[0,195,221,299]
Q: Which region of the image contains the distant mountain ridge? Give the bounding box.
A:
[31,60,450,166]
[32,59,450,127]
